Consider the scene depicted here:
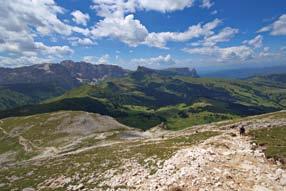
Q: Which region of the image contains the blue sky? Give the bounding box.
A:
[0,0,286,71]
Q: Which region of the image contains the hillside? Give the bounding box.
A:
[0,62,200,111]
[0,61,129,111]
[0,110,286,190]
[1,71,285,130]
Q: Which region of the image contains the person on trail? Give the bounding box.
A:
[239,126,245,135]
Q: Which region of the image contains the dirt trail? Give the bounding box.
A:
[101,129,286,191]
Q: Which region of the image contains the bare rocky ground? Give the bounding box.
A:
[0,111,286,191]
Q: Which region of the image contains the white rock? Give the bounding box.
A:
[253,185,271,191]
[280,174,286,186]
[22,188,35,191]
[73,183,84,190]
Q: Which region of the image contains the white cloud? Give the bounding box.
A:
[243,35,263,48]
[91,14,149,47]
[184,45,254,62]
[91,0,137,18]
[201,0,214,9]
[131,54,175,67]
[91,0,195,15]
[0,0,72,36]
[145,19,222,48]
[90,1,223,48]
[0,0,93,67]
[34,42,74,56]
[83,54,110,65]
[258,14,286,35]
[202,27,239,46]
[138,0,194,12]
[68,37,95,46]
[0,56,52,68]
[71,10,90,26]
[258,46,273,57]
[90,10,222,48]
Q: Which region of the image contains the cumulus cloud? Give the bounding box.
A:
[243,35,263,48]
[145,19,222,48]
[71,10,90,26]
[91,0,222,48]
[83,54,110,65]
[138,0,194,12]
[91,14,149,47]
[183,45,254,62]
[91,0,195,15]
[0,0,95,66]
[131,54,176,67]
[90,11,221,48]
[258,14,286,35]
[0,0,72,36]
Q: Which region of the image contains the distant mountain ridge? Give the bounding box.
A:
[0,61,128,110]
[0,60,129,86]
[0,61,199,110]
[0,61,199,86]
[135,66,199,78]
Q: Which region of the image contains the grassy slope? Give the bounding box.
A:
[0,110,131,164]
[1,111,286,190]
[0,83,68,111]
[0,130,220,190]
[0,73,285,130]
[249,126,286,167]
[0,87,32,111]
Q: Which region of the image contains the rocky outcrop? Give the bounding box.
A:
[100,132,286,191]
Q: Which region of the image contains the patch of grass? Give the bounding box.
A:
[248,126,286,167]
[0,135,22,154]
[166,111,237,130]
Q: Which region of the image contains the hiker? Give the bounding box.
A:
[239,126,245,135]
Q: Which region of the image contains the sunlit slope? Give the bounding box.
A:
[1,71,285,130]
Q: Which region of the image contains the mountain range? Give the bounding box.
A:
[1,61,286,190]
[0,61,199,111]
[0,62,285,130]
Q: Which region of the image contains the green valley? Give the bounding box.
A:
[1,68,285,130]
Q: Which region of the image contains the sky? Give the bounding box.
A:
[0,0,286,71]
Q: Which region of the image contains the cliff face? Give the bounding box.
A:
[0,60,129,86]
[135,66,200,78]
[60,60,129,82]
